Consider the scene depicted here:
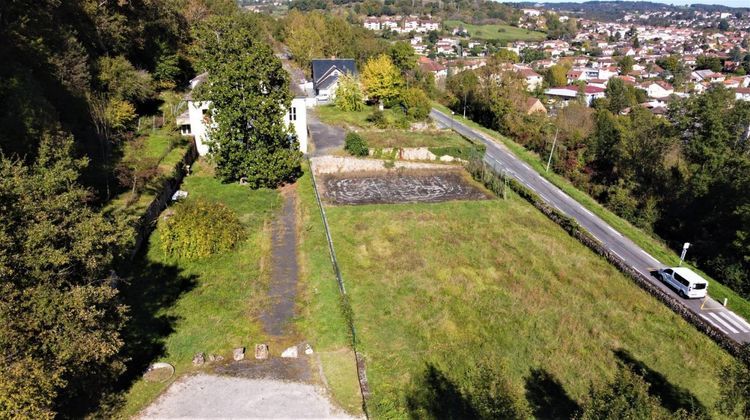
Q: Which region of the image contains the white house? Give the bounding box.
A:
[639,81,674,99]
[545,85,606,106]
[736,88,750,102]
[311,59,357,103]
[178,74,308,156]
[364,17,381,31]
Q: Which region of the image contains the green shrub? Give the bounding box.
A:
[160,198,245,260]
[367,109,389,128]
[401,87,431,121]
[344,132,369,157]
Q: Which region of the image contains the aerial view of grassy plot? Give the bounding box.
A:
[314,184,732,418]
[444,20,547,42]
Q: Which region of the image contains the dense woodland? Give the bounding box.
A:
[446,64,750,301]
[0,0,239,416]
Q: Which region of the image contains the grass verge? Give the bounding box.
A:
[296,162,364,415]
[432,103,750,321]
[114,160,280,417]
[444,20,546,42]
[324,193,733,419]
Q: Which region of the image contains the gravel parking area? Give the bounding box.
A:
[139,374,352,419]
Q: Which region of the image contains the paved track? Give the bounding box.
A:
[431,108,750,344]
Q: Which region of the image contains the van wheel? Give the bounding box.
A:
[678,290,687,299]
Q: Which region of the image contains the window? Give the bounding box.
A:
[694,283,707,290]
[289,107,297,122]
[674,273,690,287]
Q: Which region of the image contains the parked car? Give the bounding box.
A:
[658,267,708,299]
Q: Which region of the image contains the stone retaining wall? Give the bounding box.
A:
[310,155,453,175]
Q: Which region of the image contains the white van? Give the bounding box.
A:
[658,267,708,299]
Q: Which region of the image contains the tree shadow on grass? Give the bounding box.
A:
[114,256,198,399]
[614,349,709,418]
[524,368,580,419]
[405,363,479,419]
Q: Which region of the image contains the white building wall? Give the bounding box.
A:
[289,98,308,154]
[185,98,308,156]
[188,101,212,155]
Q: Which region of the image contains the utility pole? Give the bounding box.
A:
[546,126,559,173]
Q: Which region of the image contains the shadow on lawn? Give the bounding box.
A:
[406,363,479,419]
[524,368,580,419]
[115,256,198,397]
[614,349,709,418]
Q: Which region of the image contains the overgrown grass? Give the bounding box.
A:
[115,160,280,418]
[315,105,402,129]
[432,103,750,321]
[444,20,546,42]
[296,163,364,416]
[359,130,471,149]
[324,194,733,419]
[104,127,191,220]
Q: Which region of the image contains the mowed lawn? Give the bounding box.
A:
[116,160,280,417]
[323,194,732,418]
[444,20,546,42]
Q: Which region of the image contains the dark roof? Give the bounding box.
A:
[311,59,357,89]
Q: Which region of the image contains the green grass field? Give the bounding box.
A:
[432,103,750,322]
[315,105,402,129]
[296,165,364,415]
[315,192,732,418]
[444,20,546,42]
[360,129,470,149]
[115,160,280,417]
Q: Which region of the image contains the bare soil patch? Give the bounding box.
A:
[319,170,491,205]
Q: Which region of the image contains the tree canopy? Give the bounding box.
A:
[193,14,301,187]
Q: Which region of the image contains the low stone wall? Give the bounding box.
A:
[504,176,744,358]
[310,155,452,175]
[130,139,199,258]
[369,147,459,162]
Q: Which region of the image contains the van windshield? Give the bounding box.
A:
[693,283,707,290]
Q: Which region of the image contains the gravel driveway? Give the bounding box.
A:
[307,113,345,156]
[139,374,352,419]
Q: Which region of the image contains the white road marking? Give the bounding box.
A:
[640,249,660,264]
[611,250,624,261]
[606,225,624,237]
[709,312,740,334]
[701,314,729,335]
[722,311,750,333]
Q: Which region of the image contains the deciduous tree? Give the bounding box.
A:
[361,54,405,106]
[193,14,302,187]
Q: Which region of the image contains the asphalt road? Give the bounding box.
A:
[308,112,345,156]
[431,108,750,344]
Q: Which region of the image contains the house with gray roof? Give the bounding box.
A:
[311,59,357,103]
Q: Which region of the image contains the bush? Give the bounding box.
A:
[344,132,369,156]
[160,198,245,260]
[367,109,389,128]
[401,87,431,121]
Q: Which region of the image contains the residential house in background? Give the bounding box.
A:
[311,58,357,103]
[178,73,308,156]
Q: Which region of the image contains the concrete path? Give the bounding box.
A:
[307,113,345,156]
[260,186,300,337]
[139,374,352,419]
[431,107,750,344]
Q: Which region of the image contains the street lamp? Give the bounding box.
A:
[451,111,455,129]
[543,122,560,173]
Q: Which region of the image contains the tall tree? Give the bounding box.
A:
[361,54,405,106]
[193,14,301,187]
[0,134,129,417]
